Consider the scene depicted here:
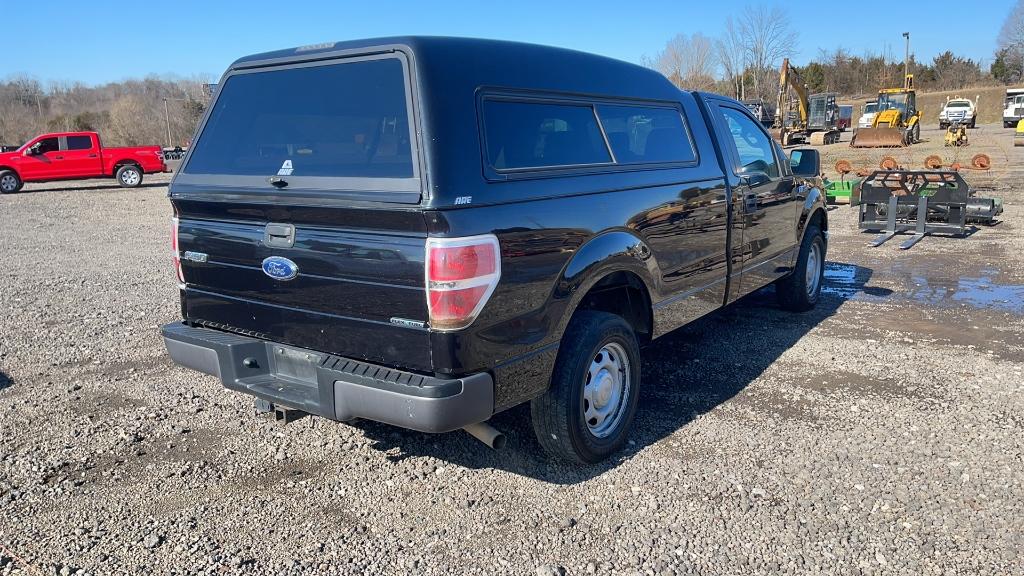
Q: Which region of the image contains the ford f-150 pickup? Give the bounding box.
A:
[161,37,828,464]
[0,131,165,193]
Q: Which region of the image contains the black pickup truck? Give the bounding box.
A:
[162,37,827,464]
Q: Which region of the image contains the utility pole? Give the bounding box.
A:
[902,32,910,84]
[163,98,171,148]
[162,96,189,148]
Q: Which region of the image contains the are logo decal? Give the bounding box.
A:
[277,160,294,176]
[262,256,299,281]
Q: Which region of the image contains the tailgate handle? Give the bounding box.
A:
[264,223,295,248]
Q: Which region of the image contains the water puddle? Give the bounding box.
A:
[823,262,1024,314]
[822,262,893,300]
[908,273,1024,314]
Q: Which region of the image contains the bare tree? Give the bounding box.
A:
[109,95,155,146]
[736,5,797,100]
[998,0,1024,81]
[716,17,746,98]
[647,33,718,91]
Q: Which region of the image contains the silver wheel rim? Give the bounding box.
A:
[583,342,630,438]
[0,174,16,192]
[121,169,140,185]
[805,241,822,297]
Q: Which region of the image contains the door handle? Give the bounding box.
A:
[87,154,97,158]
[55,155,64,160]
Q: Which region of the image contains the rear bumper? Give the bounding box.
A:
[161,322,493,433]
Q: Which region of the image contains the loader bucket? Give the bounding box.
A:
[850,126,907,148]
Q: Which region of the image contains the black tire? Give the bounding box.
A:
[531,310,640,464]
[939,122,947,130]
[0,170,22,194]
[115,164,143,188]
[969,118,976,129]
[775,223,825,312]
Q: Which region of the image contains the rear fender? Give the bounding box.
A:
[553,230,658,332]
[111,158,140,176]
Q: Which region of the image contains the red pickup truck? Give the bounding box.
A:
[0,131,166,193]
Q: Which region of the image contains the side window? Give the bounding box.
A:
[482,100,611,170]
[66,135,93,151]
[718,106,779,178]
[774,141,791,176]
[595,105,696,164]
[36,137,60,154]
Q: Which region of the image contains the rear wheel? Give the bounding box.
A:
[531,310,640,464]
[0,170,21,194]
[116,164,143,188]
[776,224,825,312]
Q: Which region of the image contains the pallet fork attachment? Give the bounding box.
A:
[858,170,999,249]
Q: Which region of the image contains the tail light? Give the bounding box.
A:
[171,216,185,284]
[425,235,500,331]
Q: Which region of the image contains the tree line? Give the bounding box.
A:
[645,4,1018,101]
[0,75,212,148]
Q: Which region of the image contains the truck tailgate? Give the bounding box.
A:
[175,200,433,372]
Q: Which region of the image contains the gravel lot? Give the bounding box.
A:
[1,126,1022,575]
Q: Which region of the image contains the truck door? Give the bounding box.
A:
[19,136,62,181]
[61,134,103,178]
[711,103,798,299]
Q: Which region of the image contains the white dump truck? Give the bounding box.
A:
[1003,88,1024,128]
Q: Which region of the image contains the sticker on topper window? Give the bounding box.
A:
[277,160,294,176]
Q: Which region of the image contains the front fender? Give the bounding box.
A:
[797,185,828,243]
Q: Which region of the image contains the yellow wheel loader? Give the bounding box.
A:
[850,75,922,148]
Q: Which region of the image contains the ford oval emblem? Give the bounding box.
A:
[262,256,298,281]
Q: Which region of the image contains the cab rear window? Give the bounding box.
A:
[184,57,415,180]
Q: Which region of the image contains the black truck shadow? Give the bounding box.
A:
[19,182,165,194]
[359,262,886,484]
[0,371,12,392]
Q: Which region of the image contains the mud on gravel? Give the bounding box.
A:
[1,127,1023,575]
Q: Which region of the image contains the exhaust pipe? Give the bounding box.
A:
[462,422,506,450]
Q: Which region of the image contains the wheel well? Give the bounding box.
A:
[0,166,18,177]
[574,271,652,344]
[808,208,827,232]
[112,160,141,176]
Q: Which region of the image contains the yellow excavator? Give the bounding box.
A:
[772,58,840,146]
[850,74,921,147]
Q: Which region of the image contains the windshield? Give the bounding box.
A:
[878,93,908,115]
[946,101,970,108]
[864,103,878,114]
[184,57,415,180]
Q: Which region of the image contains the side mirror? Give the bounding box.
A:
[789,148,821,178]
[25,143,41,156]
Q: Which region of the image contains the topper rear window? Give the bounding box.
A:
[183,57,416,182]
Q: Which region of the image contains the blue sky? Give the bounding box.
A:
[4,0,1016,85]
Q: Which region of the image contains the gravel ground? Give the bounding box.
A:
[1,127,1023,575]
